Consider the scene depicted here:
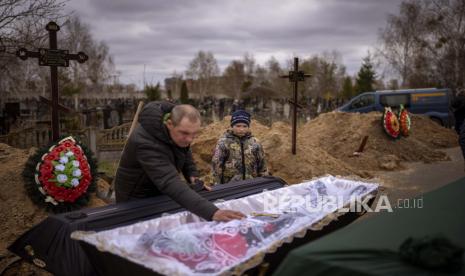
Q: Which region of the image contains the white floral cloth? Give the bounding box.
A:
[72,176,378,276]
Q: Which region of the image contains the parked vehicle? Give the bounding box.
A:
[337,88,452,126]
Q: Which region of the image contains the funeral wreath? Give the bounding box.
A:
[22,136,97,212]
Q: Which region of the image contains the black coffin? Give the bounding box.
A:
[8,176,286,276]
[77,198,375,276]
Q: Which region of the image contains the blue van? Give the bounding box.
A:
[337,88,452,126]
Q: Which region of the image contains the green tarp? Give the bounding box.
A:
[274,177,465,276]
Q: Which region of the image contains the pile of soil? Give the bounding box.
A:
[192,112,458,184]
[300,112,458,172]
[192,118,359,185]
[0,145,48,257]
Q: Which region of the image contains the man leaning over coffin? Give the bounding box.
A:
[115,101,245,222]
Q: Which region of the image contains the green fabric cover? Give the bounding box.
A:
[274,177,465,276]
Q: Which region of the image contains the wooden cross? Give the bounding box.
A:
[281,57,311,155]
[16,21,88,141]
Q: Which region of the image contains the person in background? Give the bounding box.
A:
[452,90,465,134]
[452,89,465,171]
[212,110,268,184]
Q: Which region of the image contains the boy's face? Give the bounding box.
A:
[232,123,249,137]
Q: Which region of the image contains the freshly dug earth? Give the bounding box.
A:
[300,112,457,173]
[192,112,458,184]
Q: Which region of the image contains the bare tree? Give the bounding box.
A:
[60,16,115,92]
[185,50,220,99]
[253,64,268,86]
[242,52,255,76]
[0,0,66,48]
[0,0,67,98]
[265,56,289,97]
[378,1,424,86]
[222,60,246,99]
[426,0,465,90]
[1,13,115,100]
[378,0,465,90]
[298,52,346,99]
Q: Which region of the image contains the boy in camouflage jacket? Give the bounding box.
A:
[212,110,268,184]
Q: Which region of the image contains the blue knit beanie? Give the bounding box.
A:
[231,110,251,127]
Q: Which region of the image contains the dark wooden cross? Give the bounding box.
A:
[16,21,88,141]
[281,57,311,155]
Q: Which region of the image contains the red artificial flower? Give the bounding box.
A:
[82,170,91,179]
[66,189,83,202]
[48,182,61,193]
[63,141,74,148]
[45,153,57,161]
[43,159,52,166]
[81,179,90,187]
[43,184,53,194]
[41,162,53,173]
[42,178,55,186]
[54,145,66,153]
[39,170,49,178]
[72,148,82,155]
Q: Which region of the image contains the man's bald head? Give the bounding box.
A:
[171,104,201,126]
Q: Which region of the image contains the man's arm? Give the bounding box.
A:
[182,148,199,183]
[137,142,218,220]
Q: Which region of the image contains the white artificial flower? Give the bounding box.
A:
[72,160,80,167]
[71,178,80,187]
[57,174,68,183]
[59,156,69,164]
[55,164,65,172]
[65,151,74,157]
[72,169,82,177]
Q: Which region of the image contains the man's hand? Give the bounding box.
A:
[212,209,245,222]
[190,177,212,191]
[189,176,198,184]
[202,183,212,191]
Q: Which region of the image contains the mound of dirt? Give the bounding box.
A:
[192,118,358,184]
[0,144,48,257]
[260,122,360,184]
[300,112,458,172]
[192,112,458,185]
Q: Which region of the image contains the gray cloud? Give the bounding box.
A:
[66,0,404,88]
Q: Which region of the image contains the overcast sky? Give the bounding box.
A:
[65,0,404,88]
